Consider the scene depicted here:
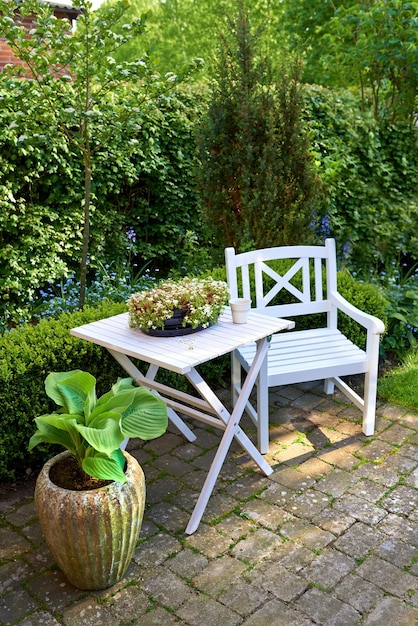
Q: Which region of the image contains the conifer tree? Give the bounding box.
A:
[197,1,321,250]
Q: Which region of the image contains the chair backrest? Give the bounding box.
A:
[225,238,338,320]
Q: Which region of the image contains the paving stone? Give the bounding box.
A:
[259,481,298,508]
[362,596,418,625]
[2,389,418,626]
[284,489,331,519]
[145,475,182,504]
[62,599,115,625]
[174,442,207,461]
[247,561,308,602]
[379,423,416,445]
[274,442,315,465]
[0,587,40,625]
[297,456,334,478]
[5,502,37,527]
[347,478,388,502]
[218,579,269,616]
[270,466,316,491]
[0,559,33,594]
[139,566,193,609]
[132,606,180,625]
[133,533,182,568]
[377,513,418,547]
[240,498,290,529]
[334,573,385,614]
[143,432,184,455]
[280,518,335,550]
[152,453,194,477]
[295,587,361,626]
[352,461,400,486]
[186,524,232,558]
[23,543,56,570]
[311,507,355,536]
[334,522,385,559]
[241,598,315,626]
[292,393,325,411]
[104,585,150,621]
[145,501,192,532]
[379,484,418,515]
[213,512,256,542]
[192,555,247,596]
[300,548,356,589]
[27,569,86,611]
[317,448,360,470]
[175,596,242,626]
[0,526,32,560]
[397,442,418,462]
[201,492,239,523]
[375,536,418,568]
[359,439,397,461]
[402,465,418,488]
[225,474,269,500]
[357,555,418,597]
[332,493,387,525]
[18,610,61,625]
[166,548,209,579]
[231,527,281,562]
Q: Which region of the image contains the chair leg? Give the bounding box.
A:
[324,378,334,395]
[362,370,377,436]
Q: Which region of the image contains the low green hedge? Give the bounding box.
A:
[0,301,128,482]
[0,299,230,483]
[0,272,387,483]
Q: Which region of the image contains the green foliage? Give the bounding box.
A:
[0,296,230,482]
[304,85,418,277]
[0,0,155,306]
[29,371,168,482]
[378,346,418,411]
[103,0,284,78]
[323,0,418,123]
[279,0,352,85]
[0,76,204,325]
[336,270,388,350]
[280,0,418,124]
[0,300,128,482]
[379,265,418,357]
[197,2,321,250]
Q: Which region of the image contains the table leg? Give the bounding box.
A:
[107,349,197,443]
[185,337,273,534]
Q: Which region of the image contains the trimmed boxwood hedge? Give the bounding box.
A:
[0,299,231,483]
[0,272,387,483]
[0,300,128,482]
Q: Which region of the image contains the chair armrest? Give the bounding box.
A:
[330,291,385,334]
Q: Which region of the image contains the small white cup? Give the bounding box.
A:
[229,298,251,324]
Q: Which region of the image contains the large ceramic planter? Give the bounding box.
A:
[34,450,145,590]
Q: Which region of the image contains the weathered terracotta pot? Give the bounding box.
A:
[34,450,145,590]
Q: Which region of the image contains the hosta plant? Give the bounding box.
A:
[29,370,168,483]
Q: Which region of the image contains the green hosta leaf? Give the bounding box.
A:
[45,370,96,417]
[82,449,127,483]
[75,413,125,455]
[121,388,168,440]
[28,414,81,452]
[87,387,138,425]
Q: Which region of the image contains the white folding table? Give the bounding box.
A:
[70,309,293,534]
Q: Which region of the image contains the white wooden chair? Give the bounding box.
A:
[225,238,385,453]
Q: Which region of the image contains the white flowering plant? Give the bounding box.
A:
[127,277,230,331]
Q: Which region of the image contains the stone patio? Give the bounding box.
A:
[1,381,418,625]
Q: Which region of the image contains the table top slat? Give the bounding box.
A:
[70,309,293,374]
